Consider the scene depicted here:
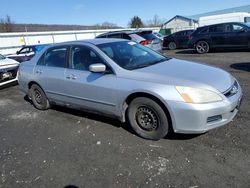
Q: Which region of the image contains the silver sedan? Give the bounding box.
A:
[18,39,243,140]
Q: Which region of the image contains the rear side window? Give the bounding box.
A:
[37,47,67,68]
[107,33,123,39]
[138,32,157,40]
[209,25,225,33]
[244,17,250,23]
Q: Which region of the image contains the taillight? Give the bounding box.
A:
[140,40,152,45]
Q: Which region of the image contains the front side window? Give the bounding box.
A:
[19,47,31,54]
[0,54,6,60]
[38,47,67,68]
[97,41,170,70]
[70,46,105,71]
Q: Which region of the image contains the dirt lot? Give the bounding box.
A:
[0,49,250,188]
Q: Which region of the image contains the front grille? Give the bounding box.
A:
[0,68,18,83]
[223,81,238,98]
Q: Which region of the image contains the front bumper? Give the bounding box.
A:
[167,86,243,134]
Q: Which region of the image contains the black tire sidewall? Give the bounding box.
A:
[30,84,50,110]
[127,97,169,140]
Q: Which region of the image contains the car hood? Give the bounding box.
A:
[130,58,234,93]
[0,58,19,68]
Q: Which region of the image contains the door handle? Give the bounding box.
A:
[66,74,77,80]
[35,70,42,74]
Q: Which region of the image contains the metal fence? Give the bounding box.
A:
[0,27,160,55]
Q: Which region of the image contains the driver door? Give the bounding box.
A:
[63,45,118,115]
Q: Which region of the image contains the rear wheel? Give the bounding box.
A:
[127,97,169,140]
[196,41,209,54]
[168,42,177,50]
[30,84,50,110]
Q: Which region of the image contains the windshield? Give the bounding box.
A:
[0,54,6,60]
[97,41,170,70]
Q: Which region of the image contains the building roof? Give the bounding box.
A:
[189,4,250,20]
[163,15,198,26]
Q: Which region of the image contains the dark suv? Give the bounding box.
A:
[188,22,250,54]
[96,30,162,52]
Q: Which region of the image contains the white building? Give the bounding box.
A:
[162,15,198,33]
[162,4,250,34]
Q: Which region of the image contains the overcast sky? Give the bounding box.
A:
[1,0,249,26]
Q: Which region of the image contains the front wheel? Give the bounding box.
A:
[30,84,50,110]
[196,41,209,54]
[127,97,169,140]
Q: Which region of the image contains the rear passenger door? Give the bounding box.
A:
[34,46,69,102]
[209,24,227,47]
[63,45,118,115]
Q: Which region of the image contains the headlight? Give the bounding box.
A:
[176,86,223,104]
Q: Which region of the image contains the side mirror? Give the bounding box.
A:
[89,63,106,73]
[240,28,247,32]
[16,51,20,55]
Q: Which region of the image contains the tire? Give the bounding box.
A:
[196,41,209,54]
[30,84,50,110]
[127,97,169,140]
[168,42,177,50]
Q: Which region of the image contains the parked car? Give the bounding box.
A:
[188,22,250,54]
[7,44,49,63]
[163,29,195,50]
[18,39,243,140]
[0,54,19,87]
[96,30,162,52]
[153,32,165,41]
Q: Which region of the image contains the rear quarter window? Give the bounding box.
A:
[138,33,157,40]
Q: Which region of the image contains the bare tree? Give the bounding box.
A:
[146,15,164,27]
[0,15,14,32]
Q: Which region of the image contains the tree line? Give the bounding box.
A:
[0,15,164,33]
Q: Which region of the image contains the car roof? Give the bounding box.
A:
[97,29,153,37]
[197,22,247,29]
[49,38,129,47]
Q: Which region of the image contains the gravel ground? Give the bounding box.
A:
[0,49,249,188]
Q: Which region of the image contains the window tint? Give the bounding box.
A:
[138,32,157,40]
[225,24,244,32]
[209,25,225,33]
[38,47,67,68]
[199,27,209,34]
[107,33,123,39]
[19,47,31,54]
[244,17,250,23]
[122,33,132,40]
[70,46,105,71]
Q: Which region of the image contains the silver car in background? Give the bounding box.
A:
[18,39,243,140]
[96,30,162,53]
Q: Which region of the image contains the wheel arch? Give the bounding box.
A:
[122,92,173,129]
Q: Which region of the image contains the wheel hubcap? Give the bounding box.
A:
[197,42,208,53]
[135,106,159,131]
[34,89,42,104]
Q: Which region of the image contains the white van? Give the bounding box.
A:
[199,12,250,26]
